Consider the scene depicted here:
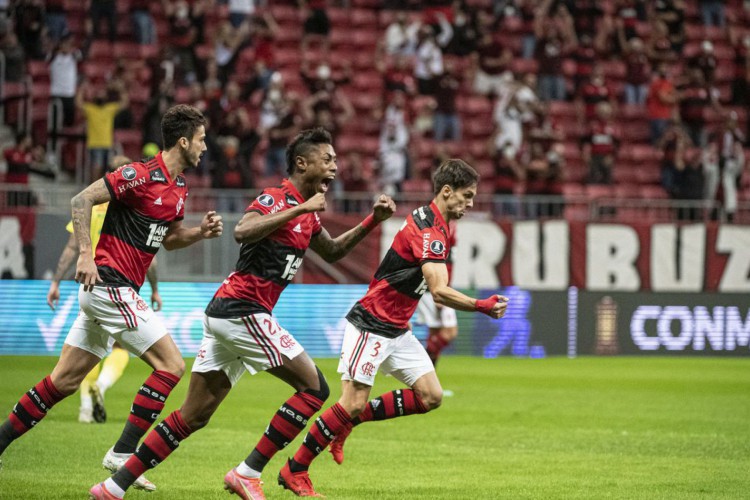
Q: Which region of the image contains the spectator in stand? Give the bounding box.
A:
[12,0,44,59]
[228,0,256,28]
[378,53,417,97]
[414,19,450,96]
[142,82,175,148]
[621,37,651,105]
[3,132,56,207]
[534,3,577,102]
[491,140,524,216]
[576,64,617,125]
[412,97,436,139]
[257,72,288,132]
[567,0,602,39]
[301,58,352,103]
[492,74,525,158]
[131,0,156,45]
[614,0,640,48]
[671,146,704,221]
[678,66,722,147]
[215,20,251,84]
[572,34,597,94]
[339,151,374,213]
[212,81,259,166]
[646,20,677,65]
[656,117,692,193]
[86,0,117,46]
[378,121,409,196]
[699,0,725,28]
[582,101,619,185]
[524,141,564,217]
[300,0,330,55]
[729,21,750,109]
[265,92,300,177]
[163,0,200,84]
[248,11,279,88]
[433,60,461,142]
[516,0,538,59]
[444,2,479,57]
[471,25,513,99]
[76,80,129,181]
[690,40,718,84]
[381,11,419,56]
[653,0,686,54]
[45,0,68,44]
[646,63,678,144]
[705,113,746,221]
[48,34,81,129]
[0,32,26,83]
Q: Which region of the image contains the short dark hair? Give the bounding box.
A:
[285,127,333,175]
[433,159,479,195]
[161,104,207,150]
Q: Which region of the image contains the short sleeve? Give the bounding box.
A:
[410,228,448,264]
[104,162,149,204]
[245,188,282,215]
[311,212,322,236]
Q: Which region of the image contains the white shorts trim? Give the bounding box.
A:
[192,313,305,386]
[416,293,458,328]
[337,321,434,387]
[64,285,168,358]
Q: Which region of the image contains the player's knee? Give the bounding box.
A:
[182,409,212,431]
[53,378,80,397]
[418,390,443,412]
[304,367,330,402]
[161,359,186,379]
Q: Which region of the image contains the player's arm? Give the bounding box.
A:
[146,258,162,311]
[234,193,327,244]
[71,178,111,291]
[422,262,509,319]
[47,233,79,309]
[310,194,396,262]
[162,210,224,250]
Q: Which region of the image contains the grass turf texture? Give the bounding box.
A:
[0,356,747,500]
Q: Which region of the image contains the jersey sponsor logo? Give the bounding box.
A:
[175,175,186,187]
[417,207,426,219]
[118,177,146,193]
[361,362,375,377]
[422,232,431,258]
[292,223,302,233]
[121,166,137,180]
[146,223,168,248]
[285,194,299,206]
[279,334,296,349]
[258,194,275,207]
[150,168,166,183]
[430,240,445,255]
[154,197,162,205]
[176,196,184,215]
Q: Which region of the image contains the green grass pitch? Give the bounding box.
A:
[0,356,748,499]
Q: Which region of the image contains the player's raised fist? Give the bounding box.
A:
[475,295,509,319]
[373,194,396,222]
[201,211,224,239]
[302,192,327,213]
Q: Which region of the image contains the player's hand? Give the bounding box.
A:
[75,253,101,292]
[201,211,223,239]
[372,194,396,222]
[47,282,60,310]
[475,295,509,319]
[301,192,327,213]
[151,291,163,312]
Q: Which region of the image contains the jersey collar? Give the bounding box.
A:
[429,200,448,229]
[282,178,305,203]
[155,152,174,183]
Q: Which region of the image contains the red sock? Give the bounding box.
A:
[292,403,351,469]
[354,389,428,425]
[426,333,450,364]
[247,391,324,470]
[8,376,65,436]
[112,410,192,491]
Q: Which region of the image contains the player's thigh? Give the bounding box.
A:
[268,350,321,392]
[179,370,233,428]
[337,321,395,387]
[64,309,114,360]
[380,331,436,388]
[191,317,248,387]
[50,342,105,393]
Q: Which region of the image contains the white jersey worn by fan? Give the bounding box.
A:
[416,292,457,329]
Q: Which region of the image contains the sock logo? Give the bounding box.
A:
[280,405,308,426]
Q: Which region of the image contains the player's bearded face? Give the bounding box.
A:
[182,126,207,168]
[446,185,477,220]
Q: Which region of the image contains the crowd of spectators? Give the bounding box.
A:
[0,0,748,220]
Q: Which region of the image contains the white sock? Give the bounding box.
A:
[80,394,93,411]
[103,478,125,498]
[97,372,115,395]
[236,461,261,479]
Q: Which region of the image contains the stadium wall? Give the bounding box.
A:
[1,281,747,358]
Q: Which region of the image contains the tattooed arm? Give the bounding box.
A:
[70,179,111,291]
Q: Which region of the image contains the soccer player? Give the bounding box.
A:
[89,127,396,500]
[279,159,508,497]
[0,105,224,492]
[46,155,163,425]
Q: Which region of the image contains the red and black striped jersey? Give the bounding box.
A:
[96,153,188,291]
[347,201,450,338]
[206,179,322,318]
